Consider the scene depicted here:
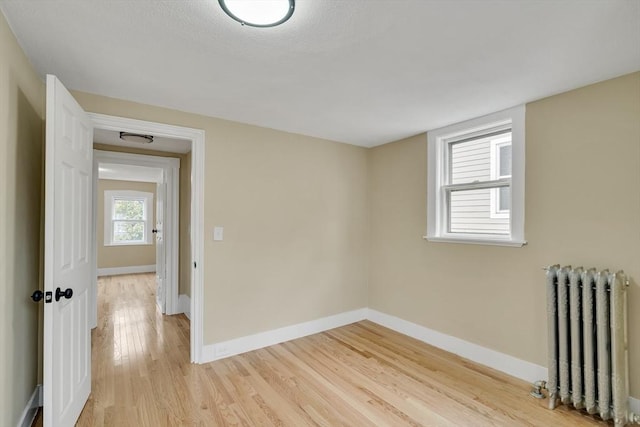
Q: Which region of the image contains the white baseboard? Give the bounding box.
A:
[631,396,640,416]
[97,264,156,277]
[197,306,639,412]
[178,294,191,319]
[201,308,368,363]
[366,308,547,384]
[17,384,41,427]
[366,309,640,412]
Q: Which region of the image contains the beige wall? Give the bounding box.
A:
[80,96,371,343]
[369,72,640,397]
[97,179,157,269]
[0,10,45,427]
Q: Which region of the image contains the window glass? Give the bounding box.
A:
[113,221,145,243]
[449,188,510,235]
[499,145,512,177]
[450,138,492,184]
[113,199,144,220]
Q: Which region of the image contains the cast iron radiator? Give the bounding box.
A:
[546,265,637,426]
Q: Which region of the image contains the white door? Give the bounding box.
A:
[43,75,93,427]
[155,181,166,312]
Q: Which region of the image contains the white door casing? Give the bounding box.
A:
[156,180,166,312]
[89,113,205,363]
[43,75,92,427]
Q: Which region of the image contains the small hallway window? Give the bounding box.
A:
[104,190,154,245]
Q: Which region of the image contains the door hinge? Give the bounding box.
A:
[193,261,197,269]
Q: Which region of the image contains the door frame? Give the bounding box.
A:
[93,149,179,315]
[89,113,205,363]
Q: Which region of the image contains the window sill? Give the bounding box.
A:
[104,242,154,247]
[423,235,527,247]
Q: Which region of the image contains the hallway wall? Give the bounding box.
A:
[0,10,45,427]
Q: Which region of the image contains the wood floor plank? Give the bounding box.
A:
[66,273,612,426]
[323,326,528,425]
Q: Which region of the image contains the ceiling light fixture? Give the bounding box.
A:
[219,0,294,28]
[119,132,154,144]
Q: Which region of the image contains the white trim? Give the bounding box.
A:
[17,384,42,427]
[97,264,156,277]
[178,294,191,319]
[427,105,525,247]
[194,306,640,410]
[422,235,527,247]
[366,309,547,384]
[89,113,205,364]
[190,124,205,363]
[366,309,640,414]
[201,308,368,363]
[98,163,164,183]
[630,397,640,417]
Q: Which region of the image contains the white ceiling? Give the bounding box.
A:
[94,128,192,154]
[1,1,639,147]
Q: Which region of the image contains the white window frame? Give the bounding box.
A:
[104,190,154,246]
[489,137,511,219]
[426,105,526,247]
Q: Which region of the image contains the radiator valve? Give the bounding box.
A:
[530,380,546,399]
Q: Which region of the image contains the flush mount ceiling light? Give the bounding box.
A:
[119,132,154,144]
[219,0,294,28]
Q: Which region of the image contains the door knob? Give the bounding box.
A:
[31,290,44,302]
[152,228,159,234]
[55,287,73,302]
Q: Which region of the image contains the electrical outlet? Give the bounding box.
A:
[213,226,224,241]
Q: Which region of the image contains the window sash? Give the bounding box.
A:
[111,197,147,243]
[442,178,510,193]
[444,178,511,235]
[104,190,153,246]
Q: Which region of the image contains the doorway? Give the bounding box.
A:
[89,113,205,363]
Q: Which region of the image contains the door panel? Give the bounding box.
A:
[44,75,92,427]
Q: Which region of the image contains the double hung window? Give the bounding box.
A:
[426,106,525,246]
[104,190,153,246]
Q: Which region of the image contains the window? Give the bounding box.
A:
[104,190,154,246]
[426,106,525,246]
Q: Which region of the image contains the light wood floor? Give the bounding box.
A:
[68,273,611,426]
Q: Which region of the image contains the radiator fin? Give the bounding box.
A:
[581,268,597,414]
[569,268,584,409]
[596,270,611,420]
